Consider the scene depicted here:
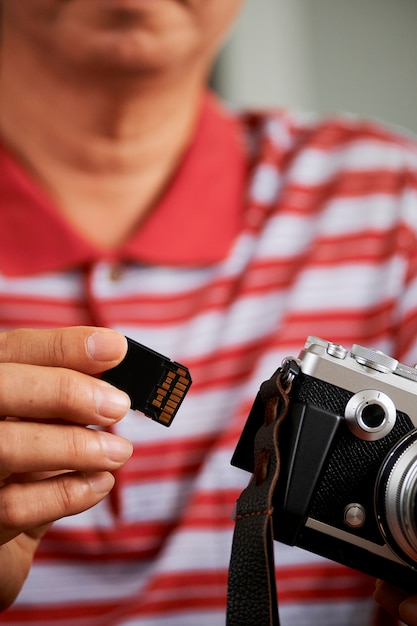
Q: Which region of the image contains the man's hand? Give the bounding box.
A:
[374,580,417,625]
[0,326,132,610]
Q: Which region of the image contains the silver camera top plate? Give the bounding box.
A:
[297,336,417,427]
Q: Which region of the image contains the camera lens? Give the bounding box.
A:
[376,431,417,566]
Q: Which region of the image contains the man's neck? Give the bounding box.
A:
[0,53,205,250]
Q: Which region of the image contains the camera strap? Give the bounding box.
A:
[226,368,293,626]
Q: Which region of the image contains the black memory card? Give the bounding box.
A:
[102,337,192,427]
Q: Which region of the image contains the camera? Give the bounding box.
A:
[231,336,417,590]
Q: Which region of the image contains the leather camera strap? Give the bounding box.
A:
[226,369,292,626]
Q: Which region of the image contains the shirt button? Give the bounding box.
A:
[109,264,123,282]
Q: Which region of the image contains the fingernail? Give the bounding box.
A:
[87,331,127,362]
[400,598,417,623]
[87,471,115,495]
[98,431,133,463]
[95,384,130,420]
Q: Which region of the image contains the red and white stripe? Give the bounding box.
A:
[0,100,416,625]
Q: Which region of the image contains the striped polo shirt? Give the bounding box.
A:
[0,92,416,625]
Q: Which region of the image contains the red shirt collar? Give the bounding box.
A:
[0,93,246,277]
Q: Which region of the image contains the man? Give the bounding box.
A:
[375,581,417,625]
[0,1,416,624]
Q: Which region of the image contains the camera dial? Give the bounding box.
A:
[345,390,397,441]
[351,345,398,374]
[395,362,417,382]
[376,431,417,566]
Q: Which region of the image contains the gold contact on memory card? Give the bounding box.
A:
[150,366,192,426]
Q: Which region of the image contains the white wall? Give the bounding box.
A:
[214,0,417,135]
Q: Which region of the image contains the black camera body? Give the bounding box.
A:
[232,337,417,590]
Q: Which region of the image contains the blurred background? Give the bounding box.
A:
[212,0,417,135]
